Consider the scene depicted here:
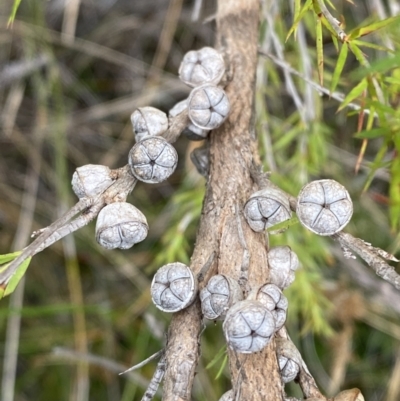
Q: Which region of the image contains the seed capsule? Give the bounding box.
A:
[223,300,276,354]
[219,390,234,401]
[200,274,243,320]
[169,99,210,140]
[71,164,114,199]
[297,179,353,236]
[187,84,230,130]
[179,47,225,87]
[95,202,148,249]
[128,136,178,183]
[131,107,168,142]
[151,262,198,313]
[268,246,299,290]
[275,338,302,383]
[244,187,292,232]
[248,284,288,330]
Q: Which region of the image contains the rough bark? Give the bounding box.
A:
[162,1,284,400]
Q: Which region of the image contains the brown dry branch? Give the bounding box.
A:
[162,1,284,400]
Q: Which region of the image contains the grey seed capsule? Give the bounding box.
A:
[275,338,302,383]
[190,146,209,177]
[188,84,230,130]
[128,136,178,183]
[71,164,114,199]
[244,187,292,232]
[297,179,353,236]
[268,246,299,290]
[151,262,198,313]
[131,107,168,142]
[169,99,210,140]
[95,202,148,250]
[248,283,288,330]
[223,300,276,354]
[200,274,243,320]
[219,390,234,401]
[179,47,225,87]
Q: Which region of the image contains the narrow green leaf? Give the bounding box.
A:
[331,33,339,52]
[352,39,394,53]
[7,0,22,26]
[316,15,324,85]
[0,257,31,299]
[286,0,313,41]
[267,216,299,233]
[206,346,226,370]
[354,127,391,139]
[330,43,348,94]
[337,78,367,111]
[0,251,23,265]
[215,355,228,380]
[349,15,400,39]
[349,42,368,67]
[293,0,301,38]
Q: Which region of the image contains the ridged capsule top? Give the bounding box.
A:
[95,202,148,250]
[244,187,292,233]
[200,274,243,320]
[179,47,225,87]
[248,284,288,330]
[223,300,276,354]
[188,84,230,130]
[71,164,114,199]
[131,106,168,142]
[297,179,353,236]
[267,246,299,290]
[128,136,178,183]
[151,262,198,313]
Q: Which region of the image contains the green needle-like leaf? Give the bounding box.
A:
[330,43,348,94]
[0,256,32,299]
[338,78,367,111]
[316,15,324,85]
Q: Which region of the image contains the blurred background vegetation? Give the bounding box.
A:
[0,0,399,400]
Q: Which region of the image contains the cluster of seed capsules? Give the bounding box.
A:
[70,47,230,250]
[151,182,353,389]
[70,46,354,388]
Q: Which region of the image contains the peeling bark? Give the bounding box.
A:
[162,1,284,400]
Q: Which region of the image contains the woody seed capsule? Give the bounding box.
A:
[244,187,292,232]
[179,47,225,87]
[95,202,148,250]
[188,84,230,130]
[71,164,114,199]
[248,283,288,330]
[223,300,276,354]
[128,136,178,183]
[151,262,198,313]
[131,107,168,142]
[268,246,299,290]
[200,274,243,320]
[297,179,353,236]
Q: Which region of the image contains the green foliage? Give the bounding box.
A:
[0,252,31,298]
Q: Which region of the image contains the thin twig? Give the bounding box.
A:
[119,350,164,375]
[258,50,377,117]
[315,0,347,42]
[0,165,137,286]
[140,353,167,401]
